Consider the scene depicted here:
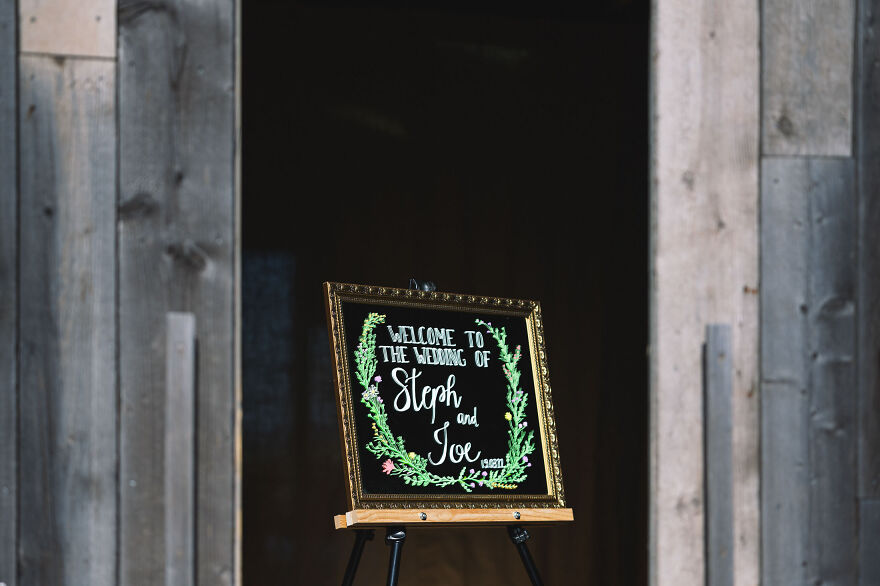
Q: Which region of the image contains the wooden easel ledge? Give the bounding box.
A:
[334,508,574,529]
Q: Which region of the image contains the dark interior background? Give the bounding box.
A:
[243,0,649,583]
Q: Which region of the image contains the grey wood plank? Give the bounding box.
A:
[761,157,810,585]
[117,1,237,584]
[857,0,880,500]
[0,2,17,584]
[704,325,733,586]
[762,0,855,156]
[860,500,880,586]
[806,157,858,586]
[762,157,858,584]
[17,54,117,586]
[166,313,196,586]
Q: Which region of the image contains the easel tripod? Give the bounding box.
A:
[340,524,544,586]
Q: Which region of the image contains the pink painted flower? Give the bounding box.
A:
[381,459,395,475]
[374,375,382,382]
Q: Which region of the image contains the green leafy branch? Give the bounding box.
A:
[355,314,485,492]
[475,319,536,488]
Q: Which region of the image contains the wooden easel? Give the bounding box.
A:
[335,508,574,586]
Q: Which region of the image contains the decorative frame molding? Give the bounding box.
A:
[324,282,569,515]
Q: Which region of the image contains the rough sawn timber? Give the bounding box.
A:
[762,0,854,156]
[118,1,238,584]
[651,0,760,584]
[17,54,117,586]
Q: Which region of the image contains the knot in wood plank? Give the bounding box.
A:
[166,240,208,272]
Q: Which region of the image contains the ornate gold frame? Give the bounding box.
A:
[324,281,567,512]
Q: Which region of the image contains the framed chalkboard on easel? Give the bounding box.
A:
[324,282,573,527]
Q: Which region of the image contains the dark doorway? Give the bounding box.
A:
[243,1,649,583]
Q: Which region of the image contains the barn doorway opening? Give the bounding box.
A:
[242,1,649,583]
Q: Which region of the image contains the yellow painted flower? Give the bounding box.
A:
[408,452,416,460]
[504,412,512,421]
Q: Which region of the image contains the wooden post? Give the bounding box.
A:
[704,325,733,586]
[651,0,760,584]
[118,2,238,584]
[166,313,196,586]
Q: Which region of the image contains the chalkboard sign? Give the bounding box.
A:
[325,283,571,526]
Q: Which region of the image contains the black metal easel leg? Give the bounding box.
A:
[385,526,407,586]
[508,526,544,586]
[341,529,374,586]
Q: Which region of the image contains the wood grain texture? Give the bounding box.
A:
[704,325,732,586]
[118,1,237,584]
[651,0,760,583]
[17,54,117,586]
[760,157,858,585]
[857,0,880,500]
[19,0,115,57]
[166,313,196,586]
[337,508,574,528]
[762,0,854,156]
[760,157,810,585]
[807,157,858,585]
[0,2,16,584]
[859,500,880,586]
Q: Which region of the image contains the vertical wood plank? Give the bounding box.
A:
[807,157,857,585]
[19,0,115,58]
[857,0,880,501]
[859,500,880,586]
[762,0,855,156]
[18,54,117,586]
[0,1,17,584]
[760,157,858,585]
[166,313,196,586]
[118,1,237,584]
[704,325,733,586]
[651,0,760,584]
[760,157,810,585]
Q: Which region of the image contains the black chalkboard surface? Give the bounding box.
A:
[325,283,569,520]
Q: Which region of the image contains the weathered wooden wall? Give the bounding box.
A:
[654,0,878,583]
[1,0,241,584]
[650,0,760,584]
[758,0,880,584]
[118,1,237,583]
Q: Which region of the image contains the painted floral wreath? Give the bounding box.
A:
[354,312,536,492]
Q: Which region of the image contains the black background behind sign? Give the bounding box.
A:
[341,301,549,496]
